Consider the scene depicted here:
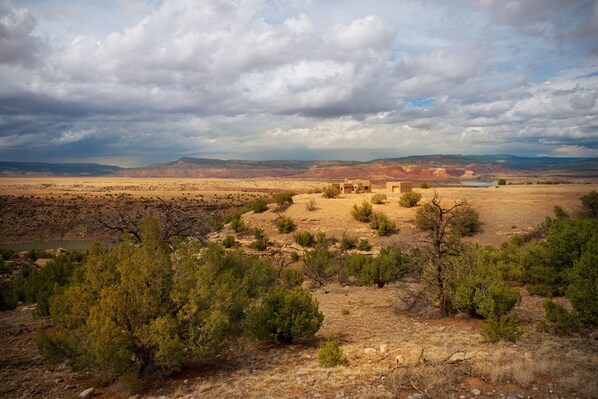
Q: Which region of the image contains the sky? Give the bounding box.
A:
[0,0,597,167]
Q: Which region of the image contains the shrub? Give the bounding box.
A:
[498,179,507,185]
[0,249,15,260]
[209,219,224,232]
[553,205,569,220]
[521,217,597,295]
[450,206,482,237]
[343,248,408,288]
[360,247,409,288]
[369,212,396,236]
[276,217,295,233]
[542,300,580,335]
[274,192,295,205]
[452,245,521,319]
[227,213,245,233]
[351,200,373,222]
[420,182,429,189]
[340,234,358,251]
[222,235,236,248]
[357,239,372,251]
[13,253,84,317]
[36,221,277,387]
[567,237,598,325]
[281,268,304,288]
[223,212,239,224]
[580,190,598,218]
[250,228,269,250]
[322,186,339,198]
[290,251,300,262]
[481,313,523,343]
[294,231,315,247]
[0,280,17,310]
[0,258,11,275]
[305,198,317,211]
[245,287,324,343]
[370,194,387,204]
[399,192,422,208]
[244,197,269,213]
[303,246,334,285]
[317,335,346,367]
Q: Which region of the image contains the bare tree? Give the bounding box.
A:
[414,192,471,315]
[96,197,210,245]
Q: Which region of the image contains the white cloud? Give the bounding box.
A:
[0,0,596,163]
[0,0,45,65]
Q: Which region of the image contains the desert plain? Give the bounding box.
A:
[1,177,597,399]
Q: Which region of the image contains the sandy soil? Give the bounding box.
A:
[220,184,596,249]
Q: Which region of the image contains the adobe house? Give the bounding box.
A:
[386,181,413,193]
[339,178,371,194]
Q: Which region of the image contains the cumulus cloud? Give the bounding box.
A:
[0,0,45,65]
[0,0,596,165]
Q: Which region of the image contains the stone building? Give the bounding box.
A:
[386,181,413,193]
[337,178,372,194]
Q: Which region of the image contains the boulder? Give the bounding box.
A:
[79,387,95,398]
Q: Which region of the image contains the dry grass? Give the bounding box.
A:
[474,347,533,385]
[388,363,463,396]
[305,198,317,211]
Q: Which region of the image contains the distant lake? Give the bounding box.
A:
[0,240,98,252]
[460,181,495,187]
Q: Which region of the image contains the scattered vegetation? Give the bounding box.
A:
[222,235,237,248]
[303,238,334,285]
[280,268,304,289]
[481,313,523,343]
[273,192,295,205]
[370,193,387,204]
[541,300,580,335]
[275,216,295,233]
[450,206,482,237]
[420,182,429,189]
[369,211,396,236]
[13,253,84,317]
[580,190,598,217]
[339,234,358,251]
[498,179,507,185]
[305,198,317,211]
[250,227,270,250]
[226,212,245,233]
[399,192,422,208]
[294,231,315,247]
[322,186,339,198]
[357,238,372,251]
[317,335,346,367]
[351,201,395,236]
[245,287,324,344]
[351,200,373,222]
[244,197,269,213]
[343,247,409,288]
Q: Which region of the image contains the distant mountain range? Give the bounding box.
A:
[0,161,124,176]
[1,155,597,180]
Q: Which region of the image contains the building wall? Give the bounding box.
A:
[386,181,412,193]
